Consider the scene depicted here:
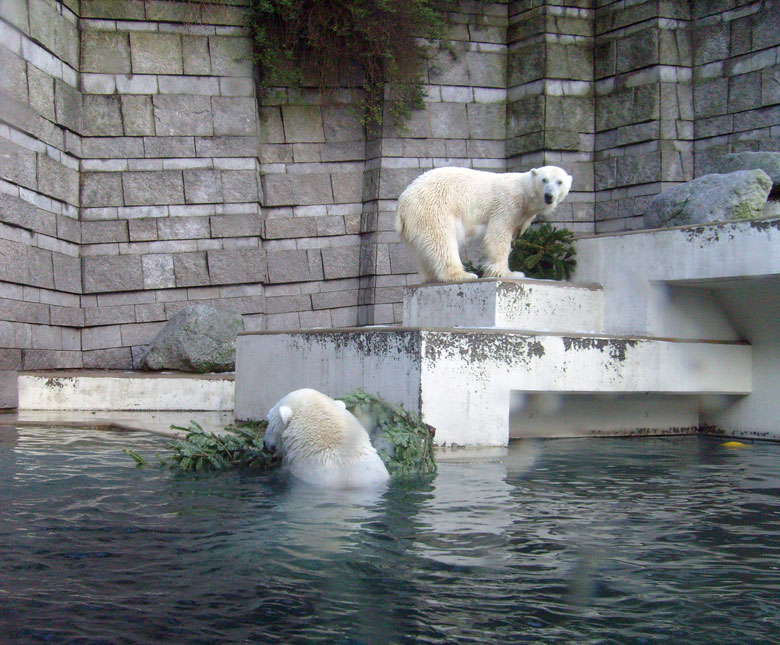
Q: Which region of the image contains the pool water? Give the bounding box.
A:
[2,427,780,644]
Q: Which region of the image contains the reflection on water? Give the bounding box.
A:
[1,427,780,643]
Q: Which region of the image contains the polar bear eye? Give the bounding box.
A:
[541,177,548,183]
[556,180,562,185]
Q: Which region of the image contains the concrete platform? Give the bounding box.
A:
[235,328,750,446]
[403,279,604,333]
[16,370,235,412]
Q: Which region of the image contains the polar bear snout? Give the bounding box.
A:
[544,192,554,204]
[263,436,276,454]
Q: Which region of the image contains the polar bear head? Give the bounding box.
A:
[264,388,390,488]
[531,166,573,208]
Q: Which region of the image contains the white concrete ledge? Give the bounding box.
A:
[17,371,235,411]
[235,328,750,446]
[403,278,604,333]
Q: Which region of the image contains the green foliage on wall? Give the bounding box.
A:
[249,0,451,131]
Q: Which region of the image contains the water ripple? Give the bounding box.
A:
[2,429,780,643]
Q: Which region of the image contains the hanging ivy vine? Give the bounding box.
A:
[249,0,452,131]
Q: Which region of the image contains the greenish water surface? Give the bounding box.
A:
[1,427,779,643]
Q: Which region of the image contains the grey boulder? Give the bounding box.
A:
[715,152,780,195]
[140,304,244,373]
[644,169,772,229]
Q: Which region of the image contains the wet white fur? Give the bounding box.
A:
[264,388,390,489]
[395,166,573,283]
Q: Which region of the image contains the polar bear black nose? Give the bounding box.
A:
[263,438,275,454]
[544,193,554,204]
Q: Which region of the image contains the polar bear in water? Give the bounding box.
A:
[264,388,390,489]
[395,165,572,282]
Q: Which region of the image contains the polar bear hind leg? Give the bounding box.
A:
[404,211,477,283]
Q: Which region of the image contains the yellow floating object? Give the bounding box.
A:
[722,441,750,448]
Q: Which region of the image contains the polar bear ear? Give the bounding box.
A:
[335,400,347,410]
[279,405,293,426]
[531,168,539,177]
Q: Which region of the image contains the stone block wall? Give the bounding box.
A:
[0,0,82,377]
[1,0,778,389]
[593,0,694,232]
[76,2,264,369]
[691,1,780,175]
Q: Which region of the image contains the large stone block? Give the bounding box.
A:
[281,105,325,143]
[157,216,210,240]
[121,95,155,136]
[144,136,196,158]
[259,107,285,144]
[38,155,79,206]
[262,173,333,206]
[174,252,210,287]
[331,172,364,204]
[207,248,267,284]
[321,105,365,142]
[195,136,258,157]
[81,220,128,244]
[80,30,131,74]
[184,168,223,204]
[82,95,123,136]
[0,194,36,231]
[130,32,183,75]
[182,35,212,75]
[209,36,253,77]
[0,139,37,191]
[81,0,145,19]
[428,103,469,139]
[123,171,185,206]
[0,47,28,104]
[266,249,315,283]
[27,65,55,121]
[55,79,83,133]
[82,136,145,159]
[142,253,175,289]
[645,170,772,228]
[210,213,261,238]
[153,95,213,136]
[222,170,259,203]
[81,172,124,207]
[83,255,145,293]
[321,245,361,279]
[51,253,81,294]
[467,103,506,139]
[212,97,257,136]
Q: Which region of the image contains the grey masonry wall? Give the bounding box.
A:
[0,0,778,397]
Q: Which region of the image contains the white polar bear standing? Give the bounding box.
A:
[263,388,390,489]
[395,166,573,283]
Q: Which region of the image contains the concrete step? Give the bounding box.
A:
[17,371,235,411]
[403,278,604,334]
[235,328,751,447]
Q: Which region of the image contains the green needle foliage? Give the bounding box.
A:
[339,390,437,478]
[128,392,436,477]
[464,223,577,281]
[166,420,276,472]
[249,0,452,131]
[509,222,577,281]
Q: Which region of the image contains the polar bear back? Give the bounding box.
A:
[397,167,531,234]
[266,388,390,489]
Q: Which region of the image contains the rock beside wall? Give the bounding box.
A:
[644,170,772,229]
[140,305,244,373]
[716,152,780,196]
